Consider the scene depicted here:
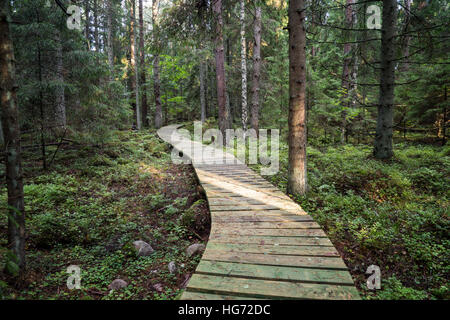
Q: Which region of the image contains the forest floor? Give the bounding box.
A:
[251,136,449,300]
[0,130,210,300]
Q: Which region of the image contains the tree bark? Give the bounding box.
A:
[240,0,248,132]
[287,0,307,195]
[153,0,162,129]
[107,0,114,80]
[0,0,26,273]
[130,0,141,129]
[251,4,261,134]
[55,31,66,127]
[94,0,99,51]
[401,0,411,71]
[373,0,397,159]
[139,0,148,127]
[340,0,355,144]
[200,58,206,123]
[213,0,230,141]
[84,0,91,50]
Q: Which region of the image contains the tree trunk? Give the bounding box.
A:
[251,5,261,134]
[0,0,26,273]
[340,0,355,144]
[153,0,162,129]
[84,0,91,50]
[373,0,397,159]
[139,0,148,127]
[130,0,141,129]
[200,58,206,123]
[240,0,248,132]
[55,31,66,127]
[287,0,307,196]
[94,0,99,51]
[107,0,114,80]
[401,0,411,71]
[213,0,230,141]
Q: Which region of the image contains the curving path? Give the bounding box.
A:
[158,124,360,300]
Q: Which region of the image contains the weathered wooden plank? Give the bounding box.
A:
[205,242,340,257]
[212,215,314,223]
[202,250,347,269]
[187,274,360,300]
[196,261,355,285]
[182,291,263,300]
[210,227,327,237]
[208,234,333,246]
[211,221,321,229]
[209,210,313,220]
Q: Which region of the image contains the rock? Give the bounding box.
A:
[168,261,177,274]
[186,243,205,257]
[133,240,154,256]
[152,283,164,293]
[108,279,128,290]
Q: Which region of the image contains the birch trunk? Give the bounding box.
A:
[287,0,307,195]
[240,0,247,132]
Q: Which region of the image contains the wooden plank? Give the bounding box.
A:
[187,274,360,300]
[208,234,333,246]
[211,221,321,229]
[209,210,313,220]
[205,242,340,257]
[212,215,314,223]
[202,250,347,269]
[182,291,264,300]
[210,205,285,211]
[196,261,355,285]
[210,227,327,237]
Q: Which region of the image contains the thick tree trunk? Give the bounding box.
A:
[107,0,114,79]
[240,0,248,132]
[55,32,66,127]
[153,0,162,129]
[251,5,261,134]
[139,0,148,127]
[0,0,26,273]
[287,0,307,196]
[200,59,206,123]
[373,0,397,159]
[213,0,230,141]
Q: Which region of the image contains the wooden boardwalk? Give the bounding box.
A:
[158,124,360,300]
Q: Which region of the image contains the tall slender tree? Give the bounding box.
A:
[213,0,230,141]
[340,0,355,144]
[153,0,162,129]
[0,0,26,273]
[287,0,307,195]
[250,4,261,134]
[240,0,248,132]
[139,0,148,127]
[373,0,397,159]
[129,0,141,129]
